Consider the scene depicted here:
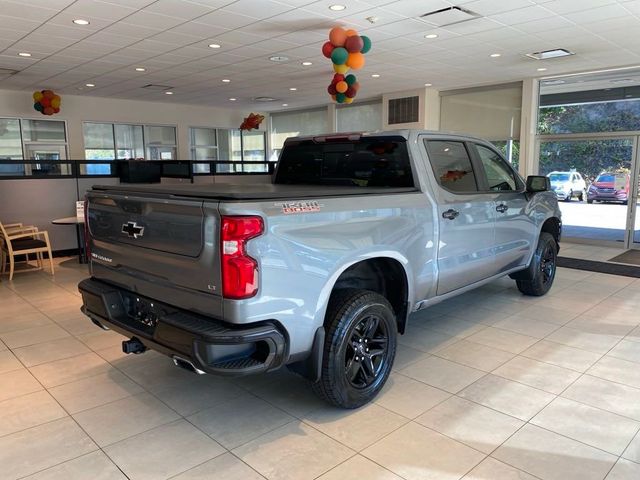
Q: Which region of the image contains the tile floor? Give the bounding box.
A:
[1,252,640,480]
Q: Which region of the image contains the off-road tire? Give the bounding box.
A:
[312,289,397,409]
[515,232,558,296]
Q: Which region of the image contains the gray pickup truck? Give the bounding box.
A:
[79,130,561,408]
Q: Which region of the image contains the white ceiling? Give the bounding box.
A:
[1,0,640,111]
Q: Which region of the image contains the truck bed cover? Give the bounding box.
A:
[91,183,420,201]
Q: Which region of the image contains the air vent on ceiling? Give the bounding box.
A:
[141,84,173,91]
[419,6,481,27]
[388,96,419,125]
[253,96,278,102]
[526,49,574,60]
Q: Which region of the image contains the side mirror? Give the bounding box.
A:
[526,175,550,193]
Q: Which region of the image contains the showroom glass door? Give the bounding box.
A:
[629,136,640,248]
[538,135,637,246]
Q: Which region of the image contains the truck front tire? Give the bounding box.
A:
[514,232,558,296]
[312,289,397,409]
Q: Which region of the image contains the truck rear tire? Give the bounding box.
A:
[515,232,557,296]
[312,289,397,409]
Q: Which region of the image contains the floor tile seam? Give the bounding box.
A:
[13,449,108,480]
[15,348,92,368]
[517,350,595,374]
[165,450,264,480]
[430,348,514,373]
[99,417,227,480]
[415,322,492,344]
[310,451,410,480]
[487,367,578,396]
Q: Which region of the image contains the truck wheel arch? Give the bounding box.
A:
[541,217,561,252]
[323,256,411,334]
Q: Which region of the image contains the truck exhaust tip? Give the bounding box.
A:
[172,356,206,375]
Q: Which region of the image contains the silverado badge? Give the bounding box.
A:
[121,221,144,238]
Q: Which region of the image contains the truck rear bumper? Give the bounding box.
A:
[78,278,287,376]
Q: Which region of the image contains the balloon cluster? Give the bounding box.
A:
[322,26,371,104]
[33,90,61,116]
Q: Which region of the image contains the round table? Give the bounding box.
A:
[52,216,87,264]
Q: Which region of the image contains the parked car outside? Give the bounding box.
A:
[547,171,587,202]
[587,172,630,204]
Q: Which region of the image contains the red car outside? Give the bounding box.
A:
[587,172,630,204]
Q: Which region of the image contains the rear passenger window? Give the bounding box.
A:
[475,144,518,191]
[425,140,478,193]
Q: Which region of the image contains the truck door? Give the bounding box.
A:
[470,143,535,274]
[422,138,496,295]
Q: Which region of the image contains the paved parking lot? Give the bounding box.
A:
[559,201,639,243]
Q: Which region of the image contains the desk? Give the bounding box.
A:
[52,216,86,264]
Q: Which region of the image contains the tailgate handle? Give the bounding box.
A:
[442,209,459,220]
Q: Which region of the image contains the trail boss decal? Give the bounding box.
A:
[277,200,323,214]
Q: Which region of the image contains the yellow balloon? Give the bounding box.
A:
[33,91,43,101]
[344,97,354,104]
[333,63,349,74]
[51,97,61,108]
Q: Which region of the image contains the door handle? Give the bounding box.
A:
[442,209,459,220]
[496,204,508,213]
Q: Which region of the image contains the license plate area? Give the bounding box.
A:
[121,292,176,333]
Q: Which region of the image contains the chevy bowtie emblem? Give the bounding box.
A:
[122,221,144,239]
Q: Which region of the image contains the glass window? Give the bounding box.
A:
[270,108,328,161]
[336,101,382,132]
[242,131,266,161]
[22,119,66,142]
[115,124,144,159]
[145,125,177,160]
[190,127,218,164]
[425,140,478,193]
[275,137,414,187]
[475,144,518,191]
[191,127,216,147]
[0,118,23,160]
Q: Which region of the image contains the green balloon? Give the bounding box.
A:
[360,35,371,54]
[331,47,348,65]
[345,74,356,86]
[336,92,346,103]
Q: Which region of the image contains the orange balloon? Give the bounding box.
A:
[331,94,336,101]
[329,26,347,47]
[333,63,349,74]
[346,52,365,69]
[345,29,358,37]
[336,81,348,93]
[43,90,55,99]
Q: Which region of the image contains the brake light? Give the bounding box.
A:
[221,216,264,299]
[83,196,90,262]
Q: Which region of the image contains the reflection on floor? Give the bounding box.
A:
[561,242,629,263]
[1,257,639,479]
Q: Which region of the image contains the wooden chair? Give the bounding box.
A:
[0,222,54,280]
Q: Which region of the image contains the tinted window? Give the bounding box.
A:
[275,137,414,187]
[476,144,518,191]
[549,173,570,182]
[425,140,478,193]
[596,174,615,182]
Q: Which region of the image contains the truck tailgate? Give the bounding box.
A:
[86,191,223,318]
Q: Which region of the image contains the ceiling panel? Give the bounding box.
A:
[0,0,638,110]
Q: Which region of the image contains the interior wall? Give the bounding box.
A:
[0,88,261,159]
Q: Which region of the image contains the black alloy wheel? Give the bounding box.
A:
[344,313,389,389]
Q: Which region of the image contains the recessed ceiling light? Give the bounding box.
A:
[269,55,289,62]
[289,87,297,91]
[73,19,90,25]
[135,67,146,72]
[490,53,501,58]
[537,67,547,72]
[222,78,231,83]
[424,34,439,39]
[229,97,237,101]
[85,83,95,87]
[165,91,174,95]
[424,83,433,87]
[371,74,380,78]
[526,48,574,60]
[329,4,346,11]
[208,43,221,49]
[282,103,288,106]
[18,52,31,57]
[301,61,313,66]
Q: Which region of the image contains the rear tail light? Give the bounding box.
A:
[221,216,264,299]
[83,196,91,261]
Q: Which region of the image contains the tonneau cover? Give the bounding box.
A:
[91,183,419,200]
